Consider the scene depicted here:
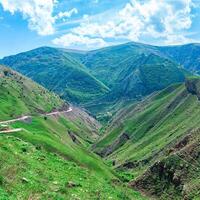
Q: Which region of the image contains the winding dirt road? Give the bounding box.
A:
[45,107,72,116]
[0,128,22,134]
[0,116,31,125]
[0,107,73,125]
[0,107,73,133]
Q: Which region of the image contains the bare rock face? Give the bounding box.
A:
[185,78,200,100]
[98,132,130,157]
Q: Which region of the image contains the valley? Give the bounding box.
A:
[0,42,187,121]
[0,42,200,200]
[0,65,144,199]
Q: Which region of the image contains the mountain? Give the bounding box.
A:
[0,47,109,105]
[131,127,200,200]
[74,42,186,118]
[0,65,145,199]
[157,43,200,74]
[0,44,187,115]
[77,42,185,89]
[93,77,200,199]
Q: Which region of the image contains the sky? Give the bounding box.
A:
[0,0,200,58]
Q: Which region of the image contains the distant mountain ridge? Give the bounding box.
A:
[0,47,109,105]
[1,41,198,118]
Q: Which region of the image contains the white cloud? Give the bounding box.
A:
[52,33,108,49]
[55,8,78,21]
[0,0,78,36]
[53,0,194,48]
[0,0,56,35]
[116,0,193,44]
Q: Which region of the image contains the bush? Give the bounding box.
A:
[0,176,4,185]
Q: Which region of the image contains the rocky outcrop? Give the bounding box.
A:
[130,129,200,200]
[98,132,130,157]
[130,160,185,196]
[185,78,200,100]
[68,131,80,145]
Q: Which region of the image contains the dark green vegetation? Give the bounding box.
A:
[0,65,145,199]
[94,78,200,199]
[0,47,109,104]
[157,43,200,74]
[0,43,189,120]
[79,43,186,118]
[78,43,185,90]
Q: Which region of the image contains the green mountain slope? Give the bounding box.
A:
[0,65,145,199]
[1,44,187,118]
[131,128,200,200]
[157,43,200,74]
[105,53,185,100]
[79,42,185,89]
[0,134,146,200]
[0,65,65,120]
[0,47,109,104]
[76,43,186,118]
[93,78,200,199]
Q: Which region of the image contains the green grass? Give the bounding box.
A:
[0,135,146,200]
[0,115,146,199]
[95,81,200,169]
[0,66,64,120]
[0,66,146,199]
[94,80,200,198]
[11,116,113,177]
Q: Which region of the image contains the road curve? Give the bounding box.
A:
[0,107,73,125]
[45,107,72,116]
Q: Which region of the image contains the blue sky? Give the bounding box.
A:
[0,0,200,58]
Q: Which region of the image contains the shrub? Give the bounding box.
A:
[0,176,4,185]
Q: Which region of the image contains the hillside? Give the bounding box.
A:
[0,65,145,199]
[93,78,200,199]
[0,47,109,104]
[78,42,185,90]
[0,65,65,120]
[131,127,200,200]
[157,43,200,74]
[76,43,186,118]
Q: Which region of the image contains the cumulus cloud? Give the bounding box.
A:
[0,0,194,47]
[52,33,107,49]
[0,0,78,35]
[53,0,194,48]
[0,0,56,35]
